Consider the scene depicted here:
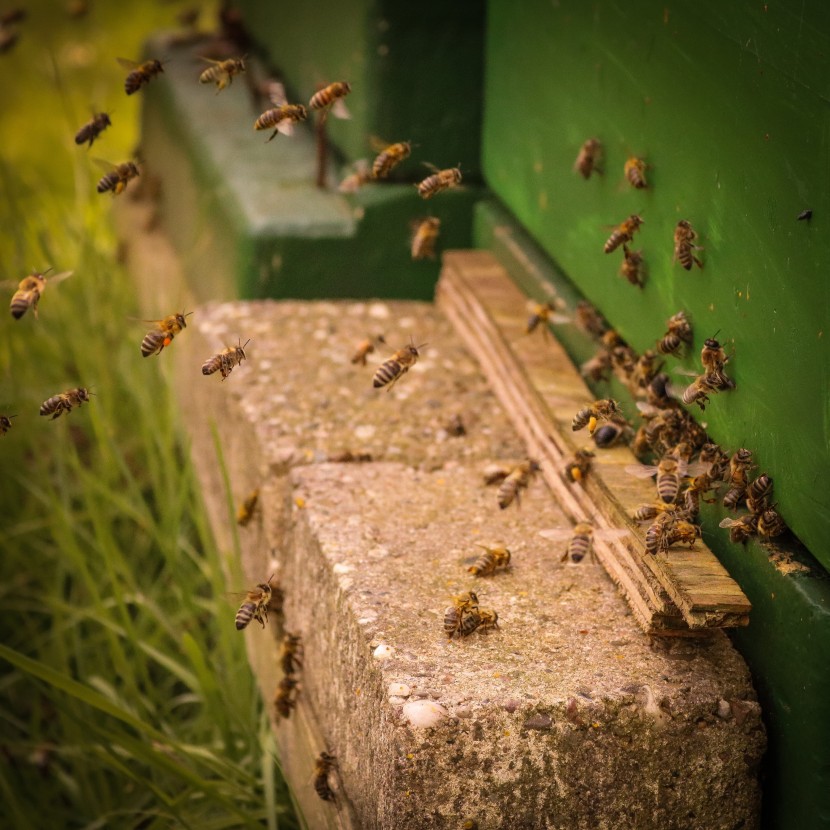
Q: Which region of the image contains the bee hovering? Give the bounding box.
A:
[201,338,250,380]
[8,269,72,320]
[371,139,412,179]
[350,334,385,367]
[39,387,92,420]
[0,414,17,436]
[95,159,139,195]
[236,489,259,527]
[118,57,165,95]
[254,81,308,140]
[571,399,621,435]
[416,164,462,199]
[410,216,441,260]
[199,56,245,92]
[234,577,274,630]
[74,112,111,148]
[308,81,351,123]
[139,311,192,357]
[372,339,426,391]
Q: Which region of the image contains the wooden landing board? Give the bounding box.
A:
[436,250,751,634]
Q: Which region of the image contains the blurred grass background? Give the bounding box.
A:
[0,2,297,827]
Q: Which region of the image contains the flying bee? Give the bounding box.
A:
[74,112,111,148]
[338,159,372,192]
[255,103,308,140]
[604,214,644,254]
[722,448,754,510]
[564,448,594,484]
[372,339,425,391]
[719,514,759,545]
[279,632,303,675]
[673,219,703,270]
[350,334,385,366]
[746,473,773,514]
[525,300,567,338]
[140,311,191,357]
[416,165,462,199]
[411,216,441,260]
[39,387,92,420]
[309,81,352,122]
[482,463,511,486]
[235,578,273,630]
[118,57,165,95]
[620,245,646,287]
[592,420,630,449]
[497,458,541,509]
[96,159,139,195]
[313,752,337,801]
[9,269,72,320]
[580,349,613,383]
[632,501,677,523]
[658,310,693,357]
[623,156,648,189]
[574,300,609,338]
[199,56,246,91]
[572,399,621,434]
[757,505,787,539]
[236,489,259,526]
[273,676,299,718]
[574,138,602,179]
[201,338,250,380]
[0,414,17,435]
[468,544,511,577]
[372,140,411,179]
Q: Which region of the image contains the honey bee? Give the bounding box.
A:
[574,300,609,338]
[0,414,17,435]
[681,374,714,410]
[309,81,352,122]
[564,448,594,483]
[631,350,661,390]
[526,300,566,337]
[350,334,385,366]
[574,138,602,179]
[445,413,466,437]
[700,443,730,482]
[657,311,693,357]
[592,420,630,449]
[563,522,594,563]
[96,160,139,195]
[665,519,701,550]
[623,156,648,189]
[645,372,674,409]
[74,112,111,148]
[372,140,411,179]
[682,472,716,519]
[719,514,758,545]
[199,56,246,91]
[604,214,644,254]
[468,544,511,577]
[235,578,273,630]
[722,448,754,510]
[473,608,499,633]
[416,165,462,199]
[372,340,425,390]
[756,505,787,539]
[140,311,191,357]
[411,217,441,260]
[201,338,250,380]
[632,501,677,523]
[610,344,638,378]
[279,632,303,675]
[644,512,675,555]
[571,399,621,434]
[337,159,372,193]
[326,450,373,462]
[313,751,337,801]
[255,104,309,140]
[273,676,300,718]
[444,591,480,637]
[39,387,92,420]
[580,350,612,383]
[620,245,646,287]
[673,220,703,270]
[9,270,72,320]
[497,459,541,509]
[746,473,773,514]
[118,57,165,95]
[626,454,685,504]
[482,463,511,486]
[236,489,259,527]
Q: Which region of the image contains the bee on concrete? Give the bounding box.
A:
[74,112,111,148]
[657,311,693,357]
[199,56,246,91]
[326,450,373,463]
[235,578,273,630]
[604,214,644,254]
[564,448,594,484]
[309,81,351,122]
[313,751,337,801]
[279,632,304,676]
[411,217,441,260]
[620,245,646,287]
[624,156,648,189]
[673,219,703,270]
[592,420,630,449]
[39,387,92,420]
[719,514,759,545]
[236,489,259,527]
[140,311,192,357]
[201,338,250,380]
[473,607,499,633]
[96,160,139,195]
[574,138,602,179]
[757,505,787,539]
[468,544,511,577]
[445,413,466,437]
[0,414,17,436]
[350,334,385,367]
[273,676,300,718]
[746,473,773,515]
[723,448,755,510]
[118,57,165,95]
[580,349,613,383]
[632,501,677,524]
[574,300,609,339]
[497,459,541,509]
[9,270,72,320]
[372,140,411,179]
[416,165,462,199]
[372,340,425,391]
[572,399,621,434]
[443,591,479,638]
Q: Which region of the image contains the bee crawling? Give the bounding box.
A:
[624,156,648,189]
[273,676,300,719]
[574,138,602,179]
[604,214,643,254]
[468,544,511,577]
[674,220,703,270]
[563,448,594,484]
[313,751,338,801]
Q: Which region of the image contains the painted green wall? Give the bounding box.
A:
[481,0,830,572]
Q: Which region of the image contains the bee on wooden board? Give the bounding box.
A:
[96,160,139,195]
[468,544,511,577]
[416,165,462,199]
[235,577,274,630]
[644,512,675,556]
[313,751,337,801]
[338,159,372,193]
[199,56,246,92]
[372,139,412,179]
[574,138,602,179]
[604,214,644,254]
[8,269,72,320]
[350,334,385,367]
[411,216,441,260]
[497,458,541,509]
[236,489,259,527]
[673,219,703,270]
[372,339,425,391]
[682,472,717,519]
[626,449,696,505]
[623,156,648,189]
[273,676,299,718]
[620,245,646,287]
[657,311,693,357]
[0,414,17,435]
[309,81,351,122]
[255,81,309,140]
[539,523,628,563]
[201,338,249,380]
[279,632,303,676]
[572,399,621,435]
[664,518,701,551]
[39,387,92,420]
[118,57,165,95]
[719,514,759,545]
[74,112,111,148]
[564,448,594,484]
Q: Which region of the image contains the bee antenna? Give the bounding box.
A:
[241,338,251,349]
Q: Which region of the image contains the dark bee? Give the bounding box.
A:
[201,338,249,380]
[644,513,675,556]
[719,514,758,545]
[722,448,755,510]
[624,156,648,189]
[411,217,441,260]
[313,752,337,801]
[572,399,620,434]
[279,632,303,676]
[96,160,139,195]
[372,140,411,179]
[700,443,730,482]
[645,372,674,409]
[620,245,645,287]
[140,311,191,357]
[797,209,813,222]
[592,420,629,449]
[580,350,613,383]
[631,350,661,390]
[604,214,644,254]
[564,448,594,484]
[0,414,17,436]
[446,413,466,437]
[632,502,677,524]
[497,459,541,509]
[199,57,246,92]
[757,505,787,539]
[119,57,165,95]
[309,81,351,122]
[235,580,273,630]
[236,489,259,527]
[682,472,716,520]
[468,544,511,577]
[746,473,773,514]
[658,311,693,357]
[443,591,479,638]
[372,340,425,391]
[273,676,299,718]
[417,166,462,199]
[526,301,562,337]
[574,300,609,338]
[673,220,703,270]
[74,112,111,148]
[574,138,602,179]
[39,387,92,420]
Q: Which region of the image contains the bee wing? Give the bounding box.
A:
[92,157,119,173]
[421,161,441,173]
[684,461,708,477]
[116,57,140,70]
[369,135,391,152]
[275,119,296,137]
[331,98,351,120]
[47,270,74,286]
[625,463,659,478]
[595,529,631,541]
[538,528,572,541]
[266,80,288,106]
[718,518,741,529]
[199,56,223,65]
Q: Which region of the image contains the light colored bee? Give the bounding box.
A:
[8,269,72,320]
[411,217,441,260]
[254,81,308,140]
[468,544,511,577]
[497,459,541,509]
[572,399,621,435]
[604,214,643,254]
[372,340,425,391]
[350,334,385,367]
[309,81,352,123]
[140,311,191,357]
[674,220,703,270]
[416,165,462,199]
[338,159,372,192]
[39,387,92,420]
[574,138,602,179]
[118,57,165,95]
[236,489,259,527]
[235,578,273,630]
[201,338,250,380]
[372,139,411,179]
[563,448,594,484]
[539,523,628,563]
[443,591,479,638]
[0,414,17,435]
[624,156,648,189]
[199,56,245,92]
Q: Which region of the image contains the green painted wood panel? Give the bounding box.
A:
[481,0,830,573]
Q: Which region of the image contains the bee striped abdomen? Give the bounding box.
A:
[373,358,403,388]
[141,329,170,357]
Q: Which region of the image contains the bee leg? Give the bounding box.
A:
[693,256,704,269]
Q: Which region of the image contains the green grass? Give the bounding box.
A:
[0,3,297,828]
